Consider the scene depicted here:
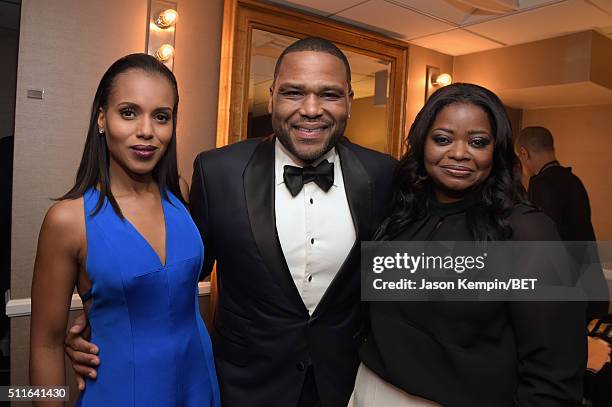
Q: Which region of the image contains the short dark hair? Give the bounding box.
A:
[273,37,352,88]
[517,126,555,153]
[58,53,183,217]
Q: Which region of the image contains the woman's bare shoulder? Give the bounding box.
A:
[41,198,86,245]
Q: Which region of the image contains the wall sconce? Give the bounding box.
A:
[425,65,452,102]
[432,73,452,87]
[155,44,175,61]
[155,9,178,28]
[146,0,178,70]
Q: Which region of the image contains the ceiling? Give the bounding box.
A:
[267,0,612,56]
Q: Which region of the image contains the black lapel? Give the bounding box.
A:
[243,136,309,316]
[336,139,371,241]
[312,139,372,317]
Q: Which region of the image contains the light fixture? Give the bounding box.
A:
[146,0,178,70]
[425,65,453,102]
[156,44,175,61]
[432,73,452,87]
[155,9,178,28]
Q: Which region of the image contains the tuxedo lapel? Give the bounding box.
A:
[312,139,372,317]
[243,137,309,316]
[336,139,371,241]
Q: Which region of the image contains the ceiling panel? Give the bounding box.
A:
[345,53,389,76]
[467,0,612,45]
[586,0,612,14]
[518,0,565,8]
[461,0,562,25]
[334,0,455,39]
[387,0,475,25]
[265,0,367,16]
[410,28,503,55]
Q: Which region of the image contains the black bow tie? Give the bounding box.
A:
[283,160,334,197]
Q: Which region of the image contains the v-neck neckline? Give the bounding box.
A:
[122,192,169,268]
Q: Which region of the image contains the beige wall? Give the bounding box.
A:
[173,0,223,181]
[454,31,594,91]
[10,0,223,399]
[405,44,453,149]
[523,104,612,240]
[345,96,387,153]
[591,30,612,90]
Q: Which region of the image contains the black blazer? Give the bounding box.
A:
[190,136,395,407]
[361,203,587,407]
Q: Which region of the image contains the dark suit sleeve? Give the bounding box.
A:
[190,154,216,280]
[509,210,586,406]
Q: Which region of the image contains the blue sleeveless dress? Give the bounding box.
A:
[76,188,220,407]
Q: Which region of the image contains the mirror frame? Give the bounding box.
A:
[216,0,410,158]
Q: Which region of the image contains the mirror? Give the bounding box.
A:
[217,0,409,157]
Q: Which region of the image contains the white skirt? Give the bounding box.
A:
[348,363,442,407]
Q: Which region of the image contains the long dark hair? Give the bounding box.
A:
[59,53,184,217]
[378,83,526,241]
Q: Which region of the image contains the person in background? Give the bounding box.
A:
[516,126,596,242]
[351,83,586,407]
[517,127,611,406]
[29,53,220,406]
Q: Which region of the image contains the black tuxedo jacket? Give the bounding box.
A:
[190,136,396,407]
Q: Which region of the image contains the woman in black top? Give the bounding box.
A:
[350,83,586,407]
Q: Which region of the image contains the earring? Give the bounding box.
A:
[99,128,104,135]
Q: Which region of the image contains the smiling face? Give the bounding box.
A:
[269,51,353,165]
[97,69,175,178]
[424,102,494,203]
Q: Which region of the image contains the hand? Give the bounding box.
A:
[64,312,99,390]
[587,336,611,373]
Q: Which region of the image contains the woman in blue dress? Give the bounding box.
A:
[30,53,220,406]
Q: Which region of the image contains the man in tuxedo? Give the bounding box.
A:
[65,37,395,406]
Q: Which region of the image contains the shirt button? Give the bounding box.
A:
[310,238,314,245]
[310,198,314,204]
[307,275,312,282]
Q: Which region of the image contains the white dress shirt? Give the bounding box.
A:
[275,140,356,315]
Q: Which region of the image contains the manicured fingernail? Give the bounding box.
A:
[90,347,98,353]
[89,371,96,378]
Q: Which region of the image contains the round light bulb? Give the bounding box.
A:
[435,73,452,87]
[155,9,178,28]
[156,44,175,61]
